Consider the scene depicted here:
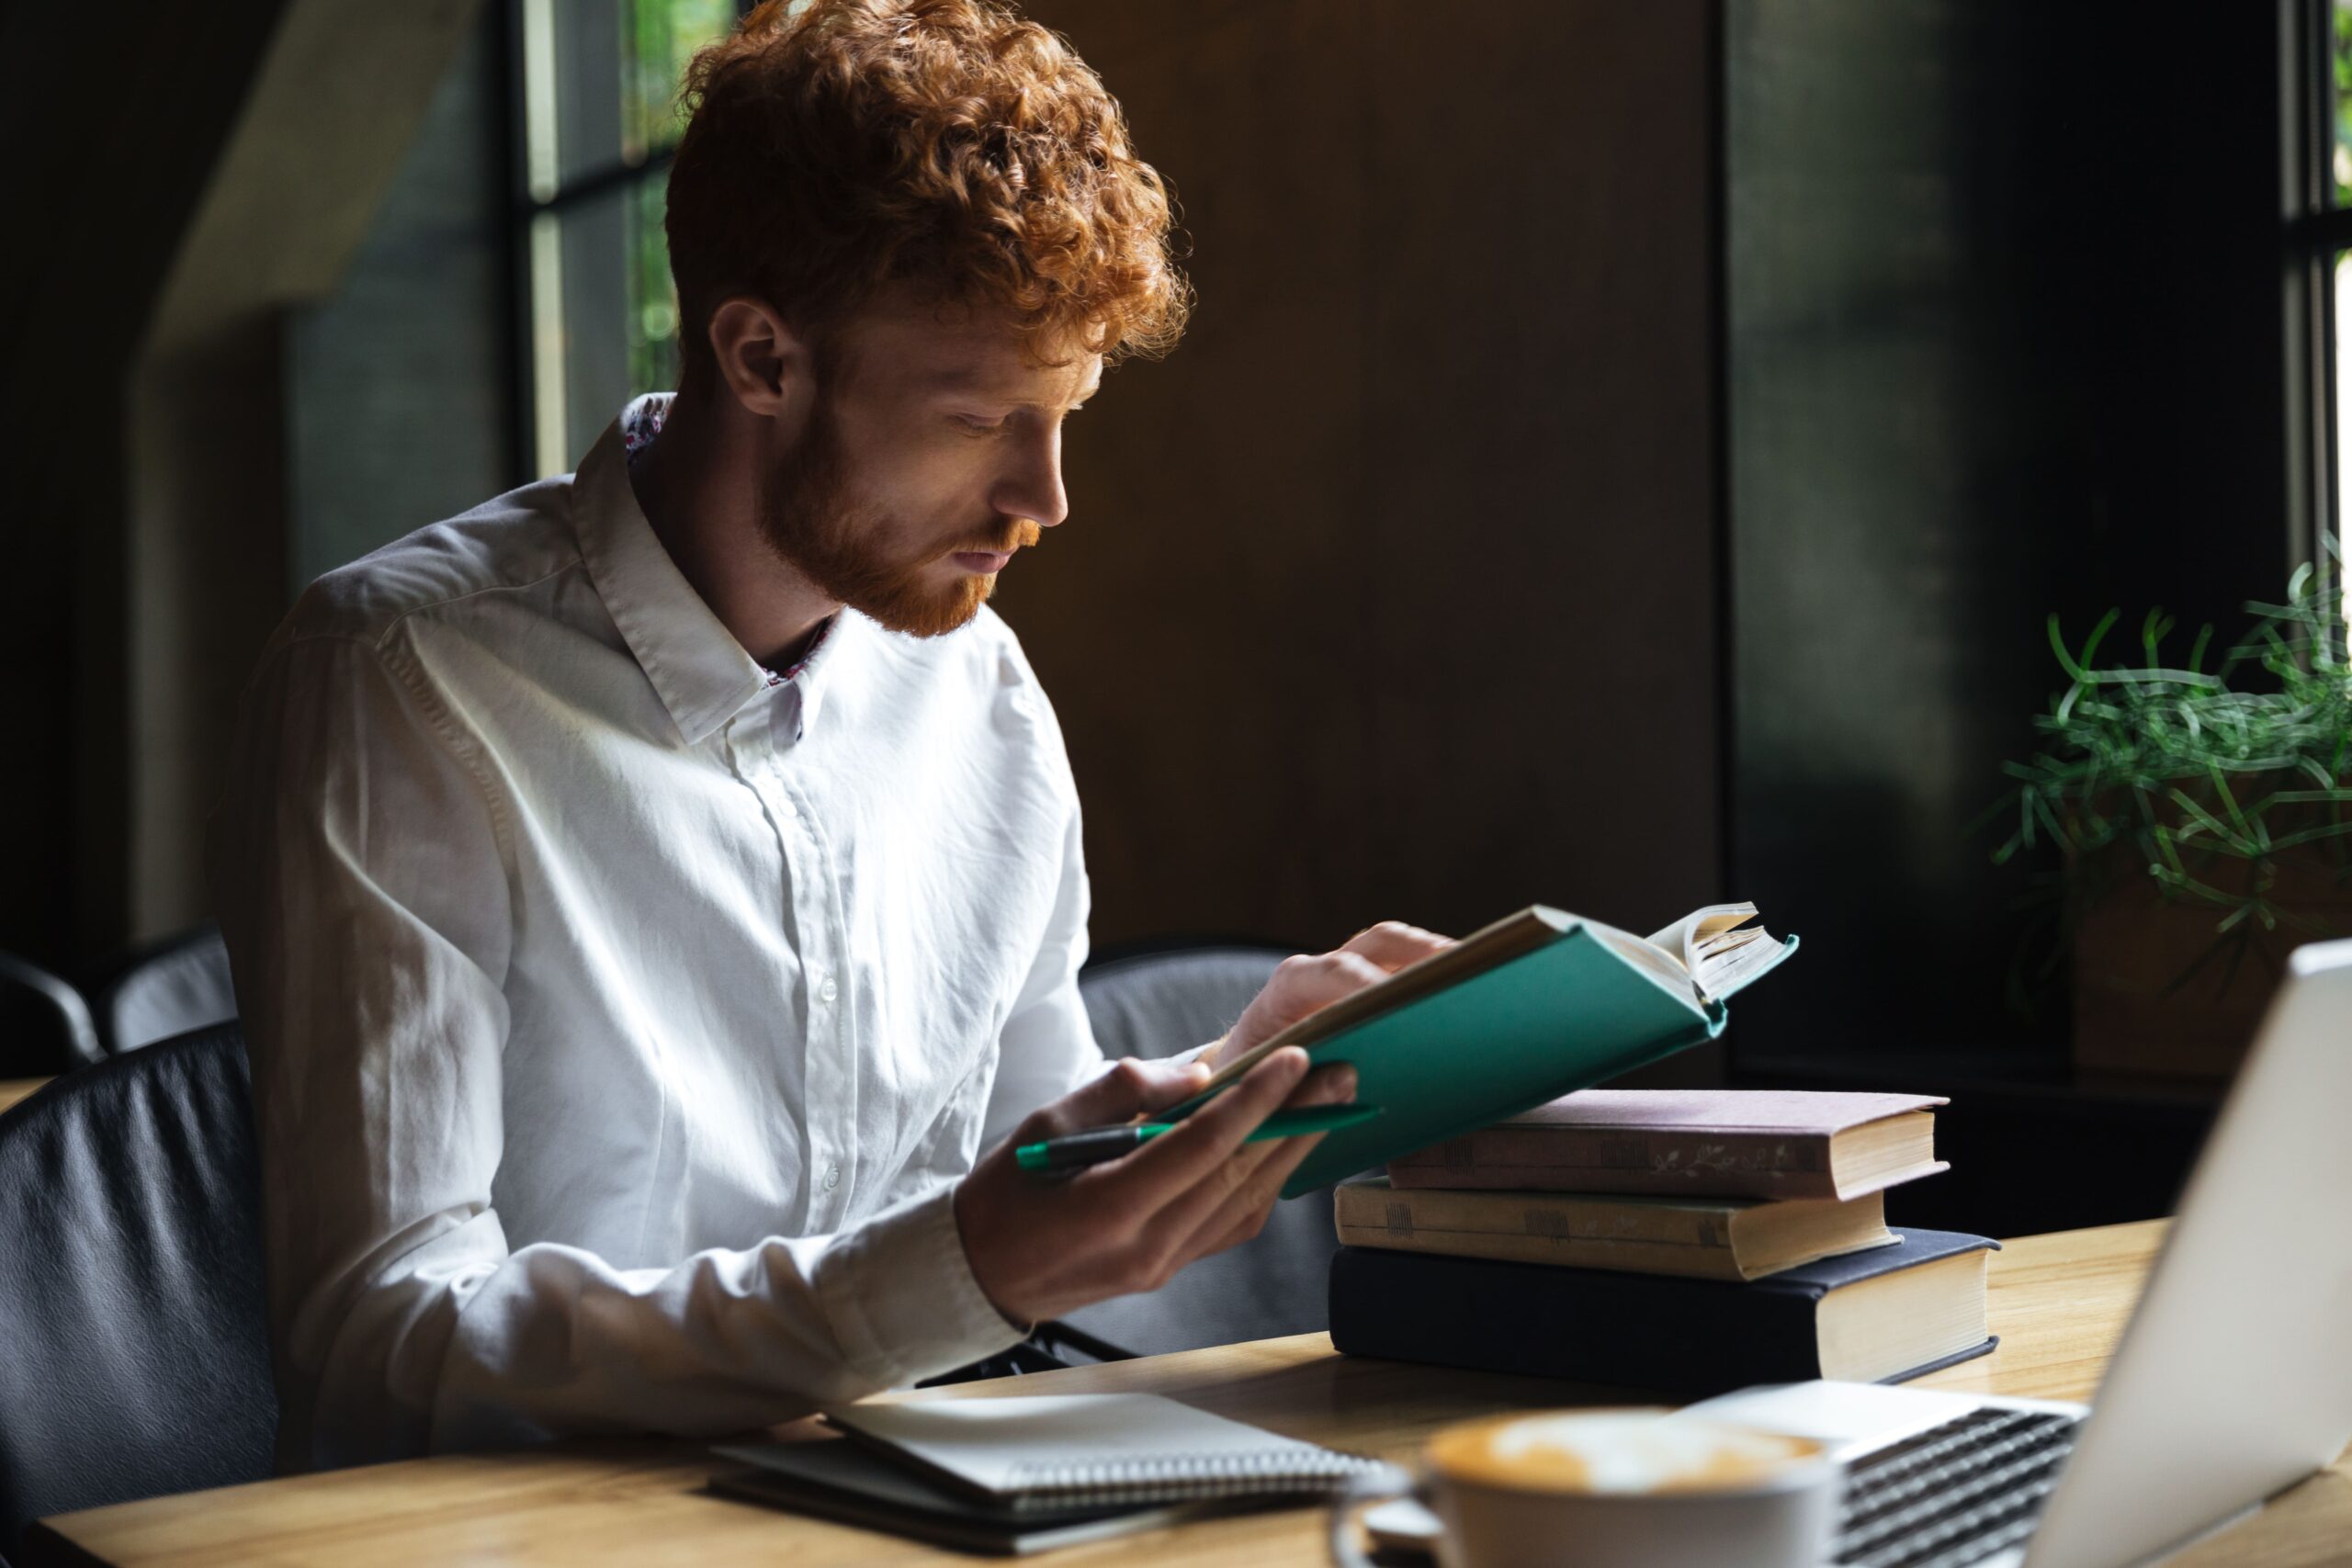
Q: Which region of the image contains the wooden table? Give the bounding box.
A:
[0,1077,51,1116]
[27,1220,2352,1565]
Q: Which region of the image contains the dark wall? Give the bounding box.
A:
[1725,1,2293,1068]
[0,0,291,969]
[1004,0,1726,963]
[0,1,482,964]
[288,6,518,592]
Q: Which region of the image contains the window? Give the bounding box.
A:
[2279,1,2352,629]
[515,0,741,477]
[2332,4,2352,601]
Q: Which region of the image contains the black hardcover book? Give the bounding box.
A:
[1328,1226,1999,1396]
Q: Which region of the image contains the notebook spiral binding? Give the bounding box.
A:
[1001,1448,1389,1510]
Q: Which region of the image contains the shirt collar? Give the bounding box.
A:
[575,394,849,748]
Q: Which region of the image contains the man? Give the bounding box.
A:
[213,0,1450,1472]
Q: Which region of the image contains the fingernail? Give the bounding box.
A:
[1334,1066,1359,1099]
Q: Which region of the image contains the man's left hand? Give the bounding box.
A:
[1204,920,1456,1072]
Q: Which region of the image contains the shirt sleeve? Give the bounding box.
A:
[211,630,1024,1472]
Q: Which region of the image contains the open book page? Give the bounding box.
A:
[1583,919,1706,1001]
[1641,903,1795,1002]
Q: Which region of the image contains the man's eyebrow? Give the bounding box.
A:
[924,367,1103,409]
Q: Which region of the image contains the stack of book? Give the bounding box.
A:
[1326,1089,1999,1395]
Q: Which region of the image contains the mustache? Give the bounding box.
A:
[949,517,1044,557]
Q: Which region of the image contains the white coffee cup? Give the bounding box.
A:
[1327,1407,1837,1568]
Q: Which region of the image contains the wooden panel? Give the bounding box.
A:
[994,0,1724,954]
[31,1221,2352,1567]
[0,1079,49,1117]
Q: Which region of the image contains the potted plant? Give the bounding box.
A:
[1989,554,2352,1080]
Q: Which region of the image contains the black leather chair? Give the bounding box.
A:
[0,1024,275,1557]
[94,925,238,1057]
[0,953,104,1078]
[1057,942,1347,1358]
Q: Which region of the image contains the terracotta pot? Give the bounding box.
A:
[2071,852,2352,1081]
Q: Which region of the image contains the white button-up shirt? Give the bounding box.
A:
[212,400,1105,1472]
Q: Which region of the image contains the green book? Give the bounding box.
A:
[1172,903,1798,1199]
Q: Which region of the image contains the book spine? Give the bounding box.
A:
[1335,1184,1732,1246]
[1331,1184,1748,1280]
[1326,1247,1826,1394]
[1386,1129,1839,1199]
[1331,1223,1750,1280]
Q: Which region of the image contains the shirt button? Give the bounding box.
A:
[823,1164,842,1191]
[776,793,797,818]
[818,976,839,1004]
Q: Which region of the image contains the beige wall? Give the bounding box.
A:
[1001,0,1724,956]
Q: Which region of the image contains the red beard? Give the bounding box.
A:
[755,399,1041,638]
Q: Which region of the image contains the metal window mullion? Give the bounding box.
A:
[2284,0,2346,645]
[531,149,678,217]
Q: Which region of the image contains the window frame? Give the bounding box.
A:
[505,0,752,480]
[2288,1,2352,608]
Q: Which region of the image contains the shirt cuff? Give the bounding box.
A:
[813,1181,1030,1390]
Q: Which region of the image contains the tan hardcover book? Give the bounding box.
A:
[1385,1089,1948,1201]
[1331,1177,1895,1281]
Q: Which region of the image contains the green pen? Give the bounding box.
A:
[1014,1103,1384,1173]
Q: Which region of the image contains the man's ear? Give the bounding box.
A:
[706,296,813,421]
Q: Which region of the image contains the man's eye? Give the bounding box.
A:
[953,415,1007,435]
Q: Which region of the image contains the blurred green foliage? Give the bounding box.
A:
[2335,0,2352,202]
[623,0,734,395]
[1988,548,2352,998]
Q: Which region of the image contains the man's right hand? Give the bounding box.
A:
[952,1046,1356,1329]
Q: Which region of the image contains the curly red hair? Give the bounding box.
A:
[666,0,1190,377]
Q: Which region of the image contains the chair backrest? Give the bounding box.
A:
[0,953,104,1077]
[0,1024,276,1554]
[96,926,239,1056]
[1064,942,1345,1357]
[1078,942,1293,1063]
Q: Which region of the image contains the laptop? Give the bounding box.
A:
[1676,935,2352,1566]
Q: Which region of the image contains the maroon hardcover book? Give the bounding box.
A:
[1385,1089,1949,1201]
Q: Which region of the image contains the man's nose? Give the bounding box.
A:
[991,423,1069,530]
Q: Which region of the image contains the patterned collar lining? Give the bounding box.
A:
[620,395,667,465]
[621,394,831,686]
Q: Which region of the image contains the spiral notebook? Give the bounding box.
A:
[707,1439,1243,1555]
[810,1393,1385,1513]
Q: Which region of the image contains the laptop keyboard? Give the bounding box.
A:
[1833,1407,2084,1568]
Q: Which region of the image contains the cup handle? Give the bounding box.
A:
[1327,1465,1430,1568]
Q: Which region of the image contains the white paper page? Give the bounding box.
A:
[1642,902,1794,1002]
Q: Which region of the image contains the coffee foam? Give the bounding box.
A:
[1428,1410,1824,1496]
